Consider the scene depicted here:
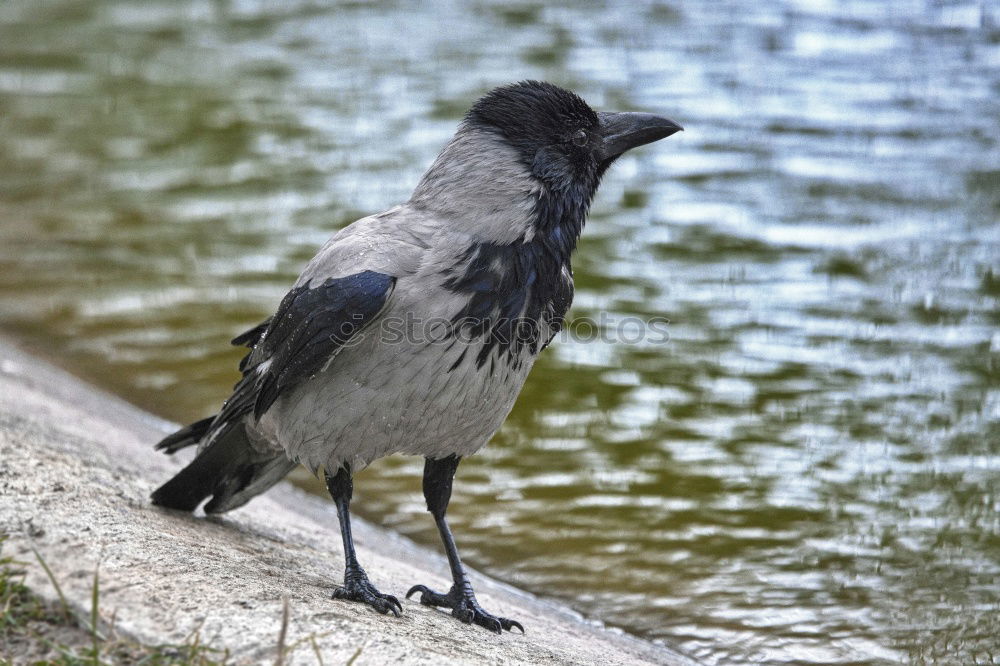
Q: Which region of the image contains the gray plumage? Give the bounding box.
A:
[257,130,551,474]
[151,81,680,631]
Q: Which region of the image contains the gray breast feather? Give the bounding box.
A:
[240,202,565,472]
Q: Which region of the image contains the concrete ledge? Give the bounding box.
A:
[0,339,696,665]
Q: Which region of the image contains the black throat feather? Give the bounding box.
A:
[443,185,588,370]
[443,81,607,369]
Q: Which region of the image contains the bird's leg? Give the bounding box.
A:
[325,465,401,616]
[406,455,524,634]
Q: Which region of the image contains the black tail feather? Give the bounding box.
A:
[151,430,242,512]
[151,425,295,514]
[152,315,292,512]
[155,416,215,454]
[203,455,297,514]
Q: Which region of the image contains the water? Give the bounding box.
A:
[1,1,999,663]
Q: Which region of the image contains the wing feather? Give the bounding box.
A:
[215,270,395,427]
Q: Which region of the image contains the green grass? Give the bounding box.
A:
[0,533,229,665]
[1,534,354,666]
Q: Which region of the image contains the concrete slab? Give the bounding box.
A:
[0,339,697,665]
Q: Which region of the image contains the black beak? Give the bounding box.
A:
[596,111,682,163]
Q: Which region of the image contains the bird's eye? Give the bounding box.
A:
[571,130,588,147]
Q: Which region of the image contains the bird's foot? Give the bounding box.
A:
[333,570,402,617]
[406,583,524,634]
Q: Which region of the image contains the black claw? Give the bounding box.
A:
[478,616,501,634]
[405,583,524,634]
[503,618,525,634]
[406,584,429,600]
[333,576,402,617]
[407,584,452,608]
[386,595,403,615]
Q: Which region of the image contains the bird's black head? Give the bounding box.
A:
[466,81,682,200]
[411,81,680,248]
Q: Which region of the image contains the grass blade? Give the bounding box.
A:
[90,562,102,664]
[30,546,70,622]
[274,596,290,666]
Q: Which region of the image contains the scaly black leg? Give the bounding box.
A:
[405,455,524,634]
[326,465,401,616]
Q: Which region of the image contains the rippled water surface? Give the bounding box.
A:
[2,1,999,663]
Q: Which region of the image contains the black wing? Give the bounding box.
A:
[217,270,395,425]
[232,317,272,372]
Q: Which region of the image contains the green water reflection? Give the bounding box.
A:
[1,1,998,664]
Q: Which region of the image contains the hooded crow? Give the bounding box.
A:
[151,80,681,633]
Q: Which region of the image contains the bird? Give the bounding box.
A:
[151,80,681,634]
